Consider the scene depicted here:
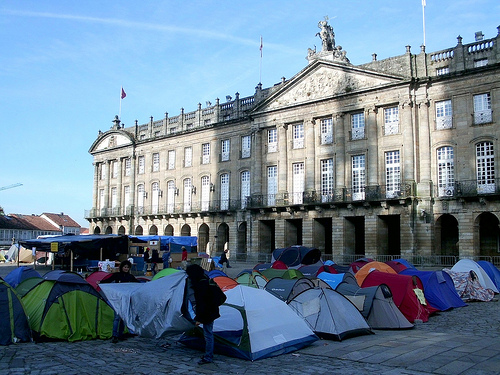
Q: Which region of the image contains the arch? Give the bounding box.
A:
[164,224,174,236]
[135,226,144,235]
[435,214,458,257]
[93,226,101,234]
[198,223,210,255]
[149,225,158,235]
[476,212,500,257]
[105,226,113,235]
[237,222,247,261]
[181,224,191,236]
[118,226,126,235]
[216,223,230,256]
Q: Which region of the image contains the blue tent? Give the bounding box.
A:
[400,269,466,311]
[4,266,41,288]
[317,272,357,290]
[0,278,31,345]
[393,258,417,269]
[477,261,500,290]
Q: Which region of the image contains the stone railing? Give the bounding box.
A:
[430,49,454,62]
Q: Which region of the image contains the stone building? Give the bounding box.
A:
[87,22,500,265]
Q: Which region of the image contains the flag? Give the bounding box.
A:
[260,36,263,58]
[121,87,126,99]
[422,0,426,6]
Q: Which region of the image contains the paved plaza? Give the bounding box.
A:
[1,262,499,375]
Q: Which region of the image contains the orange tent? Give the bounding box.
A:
[213,276,239,292]
[355,261,397,286]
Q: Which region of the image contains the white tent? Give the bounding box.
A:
[100,271,193,338]
[6,244,33,263]
[180,285,318,361]
[451,259,498,293]
[288,287,372,340]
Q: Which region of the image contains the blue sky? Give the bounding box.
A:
[1,1,499,227]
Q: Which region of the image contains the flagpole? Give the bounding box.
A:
[259,36,263,84]
[422,0,426,47]
[119,87,122,120]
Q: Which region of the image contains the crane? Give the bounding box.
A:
[0,183,23,191]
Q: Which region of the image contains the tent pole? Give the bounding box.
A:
[100,247,103,261]
[70,249,73,272]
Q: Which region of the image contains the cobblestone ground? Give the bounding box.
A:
[1,262,499,375]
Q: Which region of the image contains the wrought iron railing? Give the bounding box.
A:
[435,178,500,198]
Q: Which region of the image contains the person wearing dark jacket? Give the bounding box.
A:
[100,260,138,343]
[150,249,161,276]
[186,264,220,365]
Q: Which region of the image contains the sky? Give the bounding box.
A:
[1,0,499,228]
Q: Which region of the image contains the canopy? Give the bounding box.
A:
[134,235,197,252]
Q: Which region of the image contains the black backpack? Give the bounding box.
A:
[209,278,227,306]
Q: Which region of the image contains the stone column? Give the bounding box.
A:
[104,160,112,210]
[92,163,99,215]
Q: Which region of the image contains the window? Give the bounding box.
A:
[99,189,105,211]
[183,179,192,212]
[436,67,449,76]
[167,181,175,214]
[474,59,488,68]
[241,135,251,158]
[152,153,160,172]
[267,166,277,206]
[184,147,192,167]
[152,182,159,214]
[320,118,333,144]
[220,173,229,210]
[476,142,495,194]
[351,112,365,140]
[186,123,194,130]
[138,156,145,174]
[436,100,452,130]
[201,176,210,211]
[124,186,131,211]
[100,163,106,180]
[221,139,230,161]
[125,158,131,176]
[112,161,118,178]
[137,184,145,214]
[321,159,334,202]
[352,155,365,201]
[384,107,399,135]
[169,127,177,134]
[204,119,211,126]
[241,171,250,209]
[168,150,175,170]
[474,93,492,124]
[292,162,305,204]
[437,146,454,197]
[268,128,277,153]
[111,187,117,209]
[202,143,210,164]
[385,151,401,198]
[293,123,304,149]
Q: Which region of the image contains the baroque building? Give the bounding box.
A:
[87,22,500,264]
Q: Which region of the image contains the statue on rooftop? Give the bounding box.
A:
[316,20,335,51]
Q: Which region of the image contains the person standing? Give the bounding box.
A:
[143,248,151,275]
[162,245,171,269]
[219,249,231,268]
[181,246,188,269]
[186,264,221,365]
[100,260,138,343]
[150,248,160,276]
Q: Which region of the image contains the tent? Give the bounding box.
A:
[336,282,414,330]
[355,261,397,286]
[272,246,322,267]
[19,270,115,341]
[179,285,318,361]
[288,287,372,341]
[477,261,500,290]
[400,269,466,311]
[4,266,41,288]
[264,277,315,302]
[253,263,272,272]
[85,271,113,292]
[297,262,324,278]
[213,276,239,292]
[350,258,375,273]
[260,268,304,281]
[451,259,499,293]
[443,269,495,302]
[0,278,31,345]
[236,271,268,289]
[6,244,33,263]
[361,271,437,323]
[317,272,358,290]
[208,269,228,278]
[385,260,408,273]
[393,258,417,269]
[152,267,181,281]
[100,271,194,338]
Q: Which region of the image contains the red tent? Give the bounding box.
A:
[85,271,113,292]
[350,258,375,273]
[385,260,408,273]
[361,271,438,323]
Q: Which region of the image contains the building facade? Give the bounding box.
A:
[87,23,500,264]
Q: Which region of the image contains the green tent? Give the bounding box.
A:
[151,267,181,281]
[19,270,114,342]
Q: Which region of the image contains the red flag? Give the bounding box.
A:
[121,87,126,99]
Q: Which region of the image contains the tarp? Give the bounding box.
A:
[134,235,197,252]
[288,287,372,341]
[19,270,114,342]
[336,283,414,330]
[400,269,466,311]
[0,279,31,345]
[451,259,499,293]
[4,266,41,288]
[264,277,315,303]
[179,285,318,361]
[100,271,193,338]
[361,271,438,323]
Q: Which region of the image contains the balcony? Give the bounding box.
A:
[435,179,500,199]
